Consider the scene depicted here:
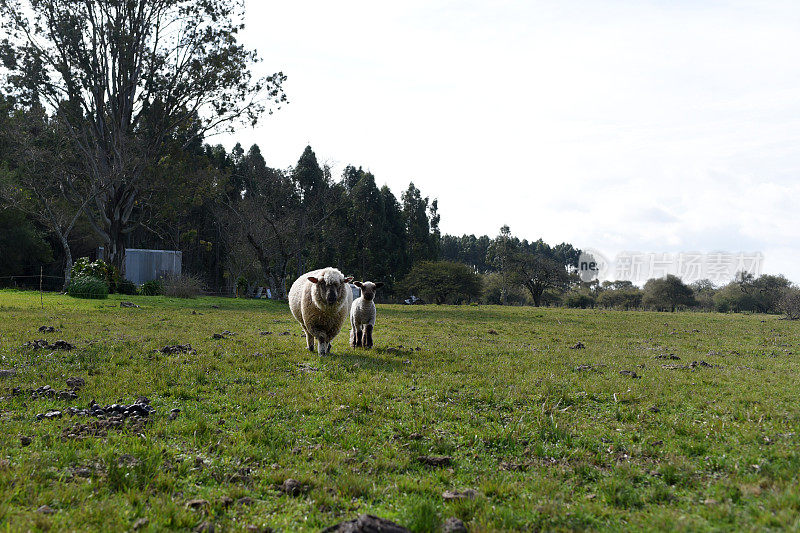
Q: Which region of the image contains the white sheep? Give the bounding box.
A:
[350,281,384,348]
[288,267,353,355]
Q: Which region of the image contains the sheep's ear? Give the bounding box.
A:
[308,276,319,284]
[375,282,384,289]
[353,281,363,288]
[344,276,354,283]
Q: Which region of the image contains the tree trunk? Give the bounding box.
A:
[525,283,543,307]
[279,258,289,300]
[109,224,127,276]
[62,239,73,292]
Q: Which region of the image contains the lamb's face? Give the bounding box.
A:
[355,281,384,302]
[309,269,353,306]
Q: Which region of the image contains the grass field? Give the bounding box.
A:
[1,289,799,531]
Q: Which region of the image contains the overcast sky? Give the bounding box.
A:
[219,1,800,282]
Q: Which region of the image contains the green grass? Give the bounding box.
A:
[1,289,799,531]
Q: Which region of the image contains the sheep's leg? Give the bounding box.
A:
[365,324,373,349]
[304,328,315,352]
[350,324,357,347]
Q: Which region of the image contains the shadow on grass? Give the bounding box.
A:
[334,350,409,372]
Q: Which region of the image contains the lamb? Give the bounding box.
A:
[288,267,353,355]
[350,281,384,348]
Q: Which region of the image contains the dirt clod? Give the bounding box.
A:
[278,478,308,496]
[619,370,639,378]
[280,478,306,496]
[20,435,32,446]
[654,354,680,360]
[66,377,86,389]
[443,489,479,501]
[418,455,452,467]
[575,364,603,372]
[194,521,215,533]
[51,340,73,350]
[186,499,209,510]
[570,342,586,349]
[322,514,411,533]
[442,517,468,533]
[161,343,195,355]
[23,339,72,350]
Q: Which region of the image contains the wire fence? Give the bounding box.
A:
[0,274,259,299]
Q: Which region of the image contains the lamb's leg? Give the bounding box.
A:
[355,327,363,347]
[318,337,328,356]
[350,322,357,347]
[365,324,373,349]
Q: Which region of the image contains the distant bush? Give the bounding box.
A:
[779,289,800,320]
[597,288,643,310]
[642,275,697,312]
[713,283,757,313]
[116,279,138,295]
[139,279,163,296]
[67,276,109,299]
[163,274,204,298]
[401,261,481,304]
[480,272,529,305]
[565,291,595,309]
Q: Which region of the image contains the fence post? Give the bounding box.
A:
[40,266,43,309]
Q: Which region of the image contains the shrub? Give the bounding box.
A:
[163,274,203,298]
[71,257,120,292]
[140,279,163,296]
[236,276,249,297]
[116,279,138,295]
[67,276,109,299]
[779,289,800,320]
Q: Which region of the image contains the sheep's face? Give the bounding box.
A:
[309,269,353,307]
[354,281,384,302]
